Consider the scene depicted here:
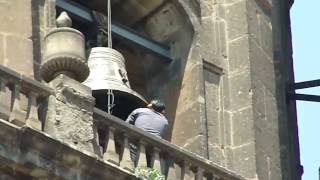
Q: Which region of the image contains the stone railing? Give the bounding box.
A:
[0,64,244,179]
[0,65,53,130]
[93,108,245,180]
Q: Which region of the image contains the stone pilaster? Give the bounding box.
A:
[44,75,98,153]
[171,0,295,179]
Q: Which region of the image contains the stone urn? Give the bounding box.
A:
[40,12,89,82]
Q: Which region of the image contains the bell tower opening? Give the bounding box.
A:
[56,0,194,126]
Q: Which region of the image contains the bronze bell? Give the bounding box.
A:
[83,47,147,120]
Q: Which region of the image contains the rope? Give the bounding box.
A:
[106,0,114,114]
[107,89,115,114]
[107,0,112,48]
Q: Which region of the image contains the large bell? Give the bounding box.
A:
[83,47,147,120]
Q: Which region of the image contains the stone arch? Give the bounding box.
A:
[61,0,197,139]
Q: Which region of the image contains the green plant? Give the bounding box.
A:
[134,167,165,180]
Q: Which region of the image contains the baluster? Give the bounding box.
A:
[137,140,148,168]
[9,84,25,126]
[92,121,102,157]
[195,167,204,180]
[167,160,182,180]
[26,91,41,130]
[204,172,214,180]
[0,78,10,120]
[182,162,194,180]
[120,134,134,171]
[103,127,119,165]
[212,174,221,180]
[153,147,162,173]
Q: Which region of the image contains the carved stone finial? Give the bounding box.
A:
[56,11,72,27]
[41,25,89,82]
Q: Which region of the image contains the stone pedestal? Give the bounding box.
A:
[44,75,98,153]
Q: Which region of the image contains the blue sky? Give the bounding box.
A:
[291,1,320,179]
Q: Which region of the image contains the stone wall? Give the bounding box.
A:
[0,0,300,179]
[139,0,301,179]
[0,0,34,78]
[0,0,55,80]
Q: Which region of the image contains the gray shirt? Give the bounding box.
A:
[126,108,168,138]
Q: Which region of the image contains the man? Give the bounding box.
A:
[125,99,169,167]
[126,99,168,138]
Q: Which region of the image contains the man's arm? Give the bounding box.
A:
[161,119,169,139]
[125,109,138,125]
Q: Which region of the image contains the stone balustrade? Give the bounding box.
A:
[0,64,245,179]
[0,65,53,130]
[93,108,245,180]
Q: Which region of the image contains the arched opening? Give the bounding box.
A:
[56,0,194,138]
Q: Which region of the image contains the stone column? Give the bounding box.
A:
[41,12,96,153]
[44,75,97,153]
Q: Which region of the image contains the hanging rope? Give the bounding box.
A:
[107,0,112,48]
[106,0,114,114]
[107,89,115,114]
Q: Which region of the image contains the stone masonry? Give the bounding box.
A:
[0,0,300,180]
[44,75,99,154]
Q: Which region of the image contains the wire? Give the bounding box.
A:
[107,89,115,114]
[107,0,112,48]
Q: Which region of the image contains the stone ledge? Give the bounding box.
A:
[0,119,137,179]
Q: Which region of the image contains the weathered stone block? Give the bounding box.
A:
[255,127,281,168]
[177,64,202,110]
[269,165,282,180]
[0,0,32,37]
[174,101,204,141]
[264,92,279,134]
[172,101,207,157]
[224,146,234,170]
[231,107,255,146]
[182,134,207,157]
[228,35,250,74]
[223,111,233,146]
[228,70,252,110]
[255,0,272,14]
[259,14,273,57]
[115,0,164,26]
[204,68,221,144]
[256,148,269,180]
[225,0,248,40]
[144,3,185,42]
[200,18,227,68]
[222,75,232,110]
[208,144,226,166]
[251,77,265,105]
[247,0,261,45]
[253,101,268,130]
[232,143,257,178]
[249,38,275,95]
[200,1,225,18]
[0,34,3,65]
[5,35,34,78]
[44,75,97,153]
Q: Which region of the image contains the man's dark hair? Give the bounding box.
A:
[150,99,165,113]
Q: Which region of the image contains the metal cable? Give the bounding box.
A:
[107,0,112,48]
[106,0,115,114]
[107,89,115,114]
